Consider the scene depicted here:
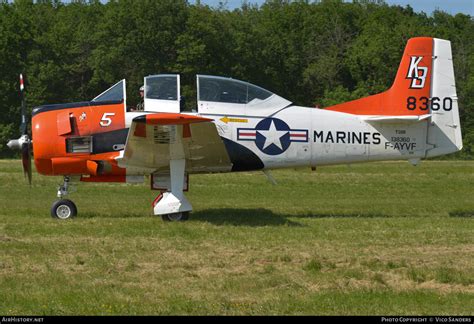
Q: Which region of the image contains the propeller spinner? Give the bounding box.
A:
[7,74,32,184]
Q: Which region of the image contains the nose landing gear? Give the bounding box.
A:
[51,199,77,219]
[51,176,77,220]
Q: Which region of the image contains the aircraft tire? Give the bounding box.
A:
[161,212,189,222]
[51,199,77,220]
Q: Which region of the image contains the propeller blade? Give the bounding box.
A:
[19,74,28,135]
[7,74,33,184]
[21,141,32,185]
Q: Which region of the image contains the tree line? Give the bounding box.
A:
[0,0,473,158]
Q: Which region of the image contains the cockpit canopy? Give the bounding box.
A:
[90,74,292,115]
[198,75,273,104]
[196,75,292,115]
[145,75,178,101]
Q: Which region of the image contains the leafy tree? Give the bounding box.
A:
[0,0,472,158]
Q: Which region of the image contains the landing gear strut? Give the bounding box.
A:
[51,176,77,220]
[152,159,192,221]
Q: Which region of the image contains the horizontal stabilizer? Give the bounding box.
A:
[361,114,431,123]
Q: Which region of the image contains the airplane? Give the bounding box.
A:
[6,37,462,221]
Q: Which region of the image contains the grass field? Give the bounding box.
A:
[0,160,473,315]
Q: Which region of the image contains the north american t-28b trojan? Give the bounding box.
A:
[7,37,463,220]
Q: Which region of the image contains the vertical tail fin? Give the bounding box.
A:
[326,37,433,116]
[426,38,462,156]
[326,37,462,156]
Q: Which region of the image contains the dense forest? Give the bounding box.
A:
[0,0,473,158]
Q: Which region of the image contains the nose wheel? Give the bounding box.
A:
[51,176,77,220]
[51,199,77,220]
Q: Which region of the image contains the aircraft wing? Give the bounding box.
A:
[119,113,232,173]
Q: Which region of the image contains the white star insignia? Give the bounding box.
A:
[257,120,288,150]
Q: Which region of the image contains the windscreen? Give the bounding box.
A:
[92,80,125,103]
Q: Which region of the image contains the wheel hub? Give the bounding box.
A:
[56,205,72,219]
[167,212,183,221]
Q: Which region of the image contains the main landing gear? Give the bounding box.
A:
[152,159,192,222]
[51,176,77,220]
[161,211,190,222]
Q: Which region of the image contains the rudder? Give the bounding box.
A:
[425,38,462,157]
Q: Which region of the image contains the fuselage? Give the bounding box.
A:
[31,101,428,182]
[31,62,461,182]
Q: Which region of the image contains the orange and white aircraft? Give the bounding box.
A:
[7,37,462,220]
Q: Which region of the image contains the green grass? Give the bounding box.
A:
[0,160,473,315]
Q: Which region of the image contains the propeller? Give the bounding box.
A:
[7,74,32,185]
